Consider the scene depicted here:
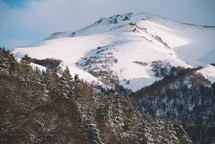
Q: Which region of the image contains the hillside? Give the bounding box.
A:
[0,48,190,144]
[10,12,215,143]
[130,64,215,143]
[12,12,215,92]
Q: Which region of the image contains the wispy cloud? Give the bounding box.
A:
[0,0,215,49]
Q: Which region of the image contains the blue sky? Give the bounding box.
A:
[0,0,215,50]
[2,0,25,8]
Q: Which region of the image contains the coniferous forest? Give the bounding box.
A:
[130,63,215,144]
[0,48,191,143]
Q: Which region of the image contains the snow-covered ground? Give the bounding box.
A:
[198,65,215,84]
[12,13,215,91]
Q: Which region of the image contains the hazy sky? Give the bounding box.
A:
[0,0,215,49]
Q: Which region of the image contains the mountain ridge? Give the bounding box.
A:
[12,12,215,92]
[46,12,215,40]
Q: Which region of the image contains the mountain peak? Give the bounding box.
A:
[45,12,147,40]
[13,12,215,91]
[95,12,134,24]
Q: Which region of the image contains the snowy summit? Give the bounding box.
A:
[12,12,215,92]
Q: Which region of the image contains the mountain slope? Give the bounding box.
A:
[0,48,191,144]
[12,12,215,91]
[130,65,215,143]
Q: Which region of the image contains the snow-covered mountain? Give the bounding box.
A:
[12,12,215,92]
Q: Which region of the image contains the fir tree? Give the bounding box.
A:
[21,54,31,64]
[60,66,73,97]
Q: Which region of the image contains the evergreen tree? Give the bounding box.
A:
[21,54,31,64]
[42,68,60,97]
[60,66,73,97]
[74,74,80,83]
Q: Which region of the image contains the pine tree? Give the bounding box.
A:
[60,66,73,97]
[42,68,60,97]
[21,54,31,64]
[82,115,103,144]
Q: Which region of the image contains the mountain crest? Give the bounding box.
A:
[13,12,215,91]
